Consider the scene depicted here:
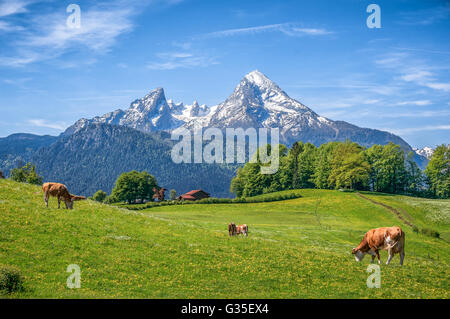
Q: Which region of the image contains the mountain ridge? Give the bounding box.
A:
[63,71,424,161]
[33,123,237,197]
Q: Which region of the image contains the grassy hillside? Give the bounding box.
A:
[0,179,448,298]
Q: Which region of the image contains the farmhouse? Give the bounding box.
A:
[178,189,210,201]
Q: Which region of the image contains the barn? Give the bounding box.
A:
[178,190,210,201]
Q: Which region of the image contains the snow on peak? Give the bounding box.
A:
[244,70,272,85]
[414,147,434,159]
[65,70,325,139]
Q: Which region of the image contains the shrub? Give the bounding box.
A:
[9,163,43,185]
[0,265,24,293]
[93,190,107,202]
[420,228,440,238]
[103,195,118,204]
[115,191,302,210]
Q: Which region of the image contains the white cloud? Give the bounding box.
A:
[0,0,28,17]
[375,51,450,93]
[147,52,219,70]
[291,27,332,35]
[0,0,185,67]
[396,100,432,106]
[23,5,135,53]
[0,20,24,32]
[424,82,450,92]
[28,119,67,130]
[2,77,31,87]
[384,125,450,135]
[0,52,40,67]
[197,23,333,39]
[400,71,433,82]
[398,5,450,26]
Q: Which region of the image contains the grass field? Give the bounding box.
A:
[0,179,448,298]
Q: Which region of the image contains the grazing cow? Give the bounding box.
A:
[235,224,248,237]
[42,182,86,210]
[352,226,405,265]
[0,171,4,179]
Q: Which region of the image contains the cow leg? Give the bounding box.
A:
[400,250,405,266]
[386,249,394,265]
[57,196,61,209]
[44,192,49,207]
[367,250,376,263]
[375,250,381,264]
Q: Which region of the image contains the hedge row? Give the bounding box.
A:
[116,191,303,211]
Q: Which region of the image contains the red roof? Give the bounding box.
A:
[185,189,206,195]
[179,189,210,201]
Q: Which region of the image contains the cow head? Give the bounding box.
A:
[65,198,74,210]
[351,248,366,262]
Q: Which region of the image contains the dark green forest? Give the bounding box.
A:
[231,141,449,199]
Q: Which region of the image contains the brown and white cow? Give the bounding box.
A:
[42,182,86,210]
[228,223,248,236]
[352,226,405,265]
[235,224,248,237]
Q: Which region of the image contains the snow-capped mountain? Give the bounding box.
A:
[64,88,211,135]
[200,70,334,143]
[413,147,434,160]
[63,70,414,153]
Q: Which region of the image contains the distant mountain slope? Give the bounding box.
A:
[0,133,58,175]
[33,124,236,197]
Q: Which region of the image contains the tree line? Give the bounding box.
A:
[230,141,449,199]
[6,141,449,200]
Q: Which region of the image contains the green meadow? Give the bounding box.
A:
[0,179,448,298]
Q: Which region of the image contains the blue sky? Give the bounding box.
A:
[0,0,449,148]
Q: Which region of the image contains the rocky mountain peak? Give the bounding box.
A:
[62,71,425,167]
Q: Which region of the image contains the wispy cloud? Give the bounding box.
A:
[400,70,433,82]
[27,119,67,130]
[0,20,24,32]
[2,77,32,88]
[424,82,450,92]
[375,51,450,92]
[396,100,431,106]
[384,125,450,135]
[0,0,185,67]
[398,5,450,26]
[392,47,450,56]
[197,23,333,39]
[24,4,135,52]
[0,0,29,17]
[147,52,219,70]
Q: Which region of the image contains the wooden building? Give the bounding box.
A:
[178,189,210,201]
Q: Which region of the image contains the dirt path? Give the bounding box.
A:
[356,192,417,228]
